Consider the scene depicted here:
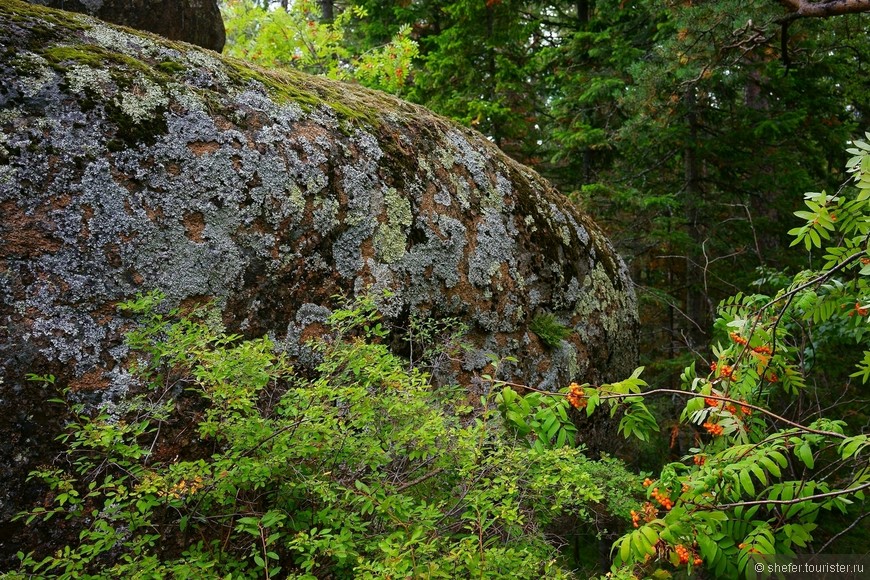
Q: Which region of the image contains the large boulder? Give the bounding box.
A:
[24,0,225,52]
[0,0,637,562]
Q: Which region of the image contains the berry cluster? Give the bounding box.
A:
[706,395,752,417]
[849,302,869,317]
[651,487,673,510]
[709,362,734,379]
[632,501,659,527]
[673,544,703,566]
[703,422,724,436]
[566,382,587,409]
[693,454,706,466]
[729,332,748,346]
[730,331,775,356]
[674,544,690,564]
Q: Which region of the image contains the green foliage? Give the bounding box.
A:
[494,383,578,451]
[608,141,870,578]
[222,0,418,94]
[497,141,870,577]
[9,292,643,578]
[529,313,573,348]
[403,314,470,374]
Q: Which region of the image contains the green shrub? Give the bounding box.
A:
[9,292,640,579]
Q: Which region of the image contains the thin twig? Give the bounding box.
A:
[394,467,446,493]
[760,251,865,311]
[817,510,870,553]
[694,480,870,510]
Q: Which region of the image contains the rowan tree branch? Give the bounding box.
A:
[594,388,848,439]
[777,0,870,21]
[694,480,870,510]
[494,379,849,440]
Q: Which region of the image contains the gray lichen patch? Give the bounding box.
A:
[116,72,168,123]
[373,187,412,263]
[64,62,113,95]
[469,209,519,289]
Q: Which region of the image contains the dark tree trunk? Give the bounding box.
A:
[577,0,590,25]
[682,90,710,352]
[320,0,334,23]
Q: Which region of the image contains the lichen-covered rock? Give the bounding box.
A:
[24,0,225,52]
[0,0,637,561]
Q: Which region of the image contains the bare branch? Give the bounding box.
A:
[818,510,870,552]
[394,467,446,492]
[777,0,870,21]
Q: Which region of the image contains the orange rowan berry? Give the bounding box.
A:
[674,544,690,564]
[729,332,748,345]
[651,487,674,509]
[753,345,773,355]
[567,382,587,409]
[693,454,706,466]
[703,422,724,436]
